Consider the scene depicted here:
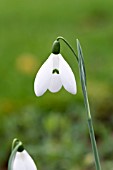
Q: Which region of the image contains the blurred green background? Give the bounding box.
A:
[0,0,113,170]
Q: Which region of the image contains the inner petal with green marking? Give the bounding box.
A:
[52,69,59,74]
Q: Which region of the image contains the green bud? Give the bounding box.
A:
[52,40,60,54]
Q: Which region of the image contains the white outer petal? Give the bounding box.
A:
[34,54,53,96]
[59,54,77,94]
[12,150,37,170]
[48,74,62,93]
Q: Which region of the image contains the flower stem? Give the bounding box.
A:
[56,36,101,170]
[8,139,23,170]
[11,138,19,151]
[57,36,78,61]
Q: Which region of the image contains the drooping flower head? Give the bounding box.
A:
[8,139,37,170]
[12,150,37,170]
[34,40,77,96]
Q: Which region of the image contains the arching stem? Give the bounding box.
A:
[8,139,23,170]
[57,36,78,61]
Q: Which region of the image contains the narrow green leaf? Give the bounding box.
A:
[76,39,86,86]
[76,39,101,170]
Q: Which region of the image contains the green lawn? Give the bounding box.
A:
[0,0,113,169]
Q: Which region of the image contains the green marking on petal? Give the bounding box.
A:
[52,69,59,74]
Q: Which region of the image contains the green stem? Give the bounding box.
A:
[56,36,101,170]
[8,142,22,170]
[57,36,78,61]
[11,138,19,151]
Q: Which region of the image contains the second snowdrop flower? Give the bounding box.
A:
[34,40,77,96]
[12,150,37,170]
[8,138,37,170]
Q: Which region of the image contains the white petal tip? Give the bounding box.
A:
[34,92,42,97]
[34,89,46,97]
[34,84,44,97]
[68,87,77,95]
[71,89,77,95]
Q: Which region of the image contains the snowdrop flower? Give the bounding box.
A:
[34,40,77,96]
[12,150,37,170]
[8,139,37,170]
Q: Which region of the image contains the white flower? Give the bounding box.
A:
[34,53,77,96]
[12,150,37,170]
